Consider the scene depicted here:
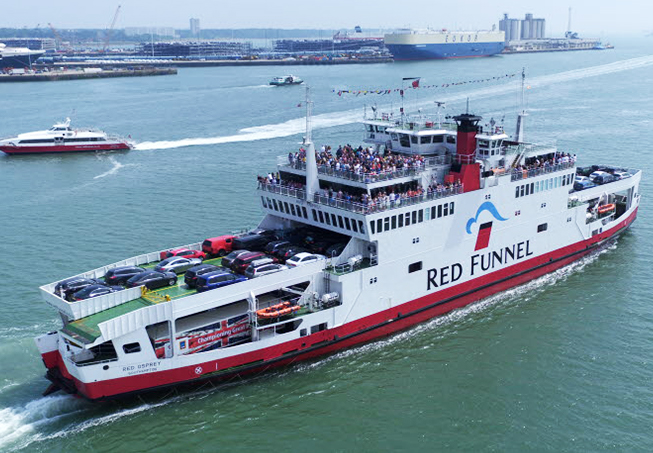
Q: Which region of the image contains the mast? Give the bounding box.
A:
[514,67,527,143]
[303,86,319,201]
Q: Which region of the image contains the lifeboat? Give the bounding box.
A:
[256,301,301,319]
[597,203,616,215]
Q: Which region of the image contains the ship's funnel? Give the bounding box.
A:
[453,113,481,158]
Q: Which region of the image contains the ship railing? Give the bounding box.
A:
[281,155,449,183]
[510,161,575,181]
[312,185,463,215]
[258,181,306,200]
[258,181,462,215]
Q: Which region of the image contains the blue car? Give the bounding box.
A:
[196,271,247,293]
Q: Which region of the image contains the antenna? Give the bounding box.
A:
[303,85,319,200]
[515,67,528,142]
[567,7,572,34]
[304,85,312,145]
[434,101,446,129]
[466,97,470,113]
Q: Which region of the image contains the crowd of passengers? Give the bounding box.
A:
[257,170,461,210]
[288,145,425,175]
[511,152,577,175]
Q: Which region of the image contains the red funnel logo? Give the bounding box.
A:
[474,221,493,251]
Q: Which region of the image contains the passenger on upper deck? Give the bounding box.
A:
[289,144,425,176]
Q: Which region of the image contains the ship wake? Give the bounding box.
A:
[133,55,653,152]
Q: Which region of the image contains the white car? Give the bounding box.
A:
[589,170,609,182]
[286,253,327,267]
[575,175,589,183]
[613,170,629,180]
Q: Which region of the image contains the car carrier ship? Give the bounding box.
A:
[35,82,642,401]
[384,29,505,60]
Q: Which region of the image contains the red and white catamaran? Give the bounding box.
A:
[0,118,132,155]
[35,83,642,401]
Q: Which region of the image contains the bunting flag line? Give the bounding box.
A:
[332,73,517,97]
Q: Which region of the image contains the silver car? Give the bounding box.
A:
[154,257,202,274]
[244,263,288,278]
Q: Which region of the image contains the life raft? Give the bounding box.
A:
[597,203,616,214]
[256,301,301,319]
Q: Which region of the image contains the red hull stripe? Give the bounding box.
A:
[50,209,637,400]
[1,144,131,155]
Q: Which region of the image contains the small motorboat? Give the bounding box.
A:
[269,75,303,86]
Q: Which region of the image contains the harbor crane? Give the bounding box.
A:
[102,5,122,52]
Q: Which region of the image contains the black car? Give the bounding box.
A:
[104,266,146,286]
[184,264,230,288]
[232,234,270,251]
[264,240,291,254]
[71,284,124,301]
[54,276,104,301]
[275,245,309,262]
[126,270,177,290]
[221,250,251,268]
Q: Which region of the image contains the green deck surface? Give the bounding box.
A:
[63,257,225,343]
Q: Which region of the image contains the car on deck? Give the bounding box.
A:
[159,248,206,261]
[154,257,202,274]
[244,263,288,279]
[71,284,124,301]
[184,264,230,288]
[126,270,177,290]
[231,251,271,273]
[264,240,291,255]
[201,235,235,257]
[195,271,248,293]
[274,245,309,262]
[221,250,251,269]
[54,277,105,301]
[104,266,146,286]
[286,253,327,267]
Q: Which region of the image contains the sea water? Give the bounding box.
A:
[1,37,652,452]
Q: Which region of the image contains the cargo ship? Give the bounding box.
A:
[35,82,642,401]
[384,29,505,60]
[0,42,45,69]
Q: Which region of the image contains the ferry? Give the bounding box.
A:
[35,82,642,401]
[384,29,505,60]
[0,118,133,155]
[270,75,303,86]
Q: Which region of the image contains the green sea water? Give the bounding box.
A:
[1,37,653,452]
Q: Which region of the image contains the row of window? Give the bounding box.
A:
[18,137,107,144]
[262,196,366,234]
[370,201,455,234]
[262,196,309,220]
[515,172,574,198]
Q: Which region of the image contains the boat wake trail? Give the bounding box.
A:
[0,395,84,451]
[93,155,133,179]
[132,55,653,152]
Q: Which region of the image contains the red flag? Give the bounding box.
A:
[412,78,420,88]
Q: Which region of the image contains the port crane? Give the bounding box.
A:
[102,5,122,52]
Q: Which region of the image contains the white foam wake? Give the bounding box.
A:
[132,54,653,152]
[93,156,124,179]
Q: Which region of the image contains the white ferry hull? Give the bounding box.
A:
[38,205,639,401]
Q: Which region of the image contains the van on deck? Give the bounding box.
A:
[202,235,235,257]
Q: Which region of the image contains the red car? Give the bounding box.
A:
[159,248,206,261]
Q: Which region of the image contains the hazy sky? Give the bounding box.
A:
[2,0,650,36]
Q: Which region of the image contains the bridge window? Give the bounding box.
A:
[325,213,331,225]
[351,219,358,233]
[450,202,455,214]
[412,211,417,224]
[405,212,411,226]
[318,211,325,223]
[338,216,345,229]
[433,135,444,143]
[290,204,296,216]
[411,135,418,144]
[384,217,390,231]
[358,221,365,234]
[312,209,318,221]
[408,261,423,273]
[377,218,383,233]
[538,223,548,233]
[418,209,424,222]
[437,205,443,218]
[344,217,351,230]
[391,215,397,229]
[420,136,431,144]
[399,134,411,147]
[331,213,338,226]
[370,221,375,234]
[443,203,449,216]
[398,214,404,228]
[302,207,308,218]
